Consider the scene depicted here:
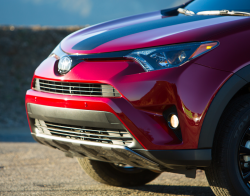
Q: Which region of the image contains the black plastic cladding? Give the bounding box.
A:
[68,50,133,60]
[198,64,250,149]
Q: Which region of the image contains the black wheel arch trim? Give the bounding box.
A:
[198,64,250,149]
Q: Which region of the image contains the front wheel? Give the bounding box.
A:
[77,158,161,186]
[205,95,250,196]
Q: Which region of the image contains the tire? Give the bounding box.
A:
[205,94,250,196]
[77,157,161,186]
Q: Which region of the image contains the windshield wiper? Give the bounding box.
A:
[178,8,250,17]
[197,10,250,16]
[177,8,195,16]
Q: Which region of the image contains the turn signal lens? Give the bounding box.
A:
[190,42,218,59]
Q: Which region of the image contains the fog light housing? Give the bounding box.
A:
[169,114,179,129]
[163,106,182,141]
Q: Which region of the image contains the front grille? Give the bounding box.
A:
[33,79,121,97]
[35,119,133,146]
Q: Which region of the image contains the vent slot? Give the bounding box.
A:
[35,120,133,146]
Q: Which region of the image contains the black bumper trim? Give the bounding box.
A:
[27,103,123,129]
[134,149,211,167]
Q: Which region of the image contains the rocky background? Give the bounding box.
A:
[0,26,87,128]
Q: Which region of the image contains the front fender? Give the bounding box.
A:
[198,64,250,148]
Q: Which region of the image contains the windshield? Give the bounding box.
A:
[184,0,250,13]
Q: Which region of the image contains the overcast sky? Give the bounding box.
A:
[0,0,187,26]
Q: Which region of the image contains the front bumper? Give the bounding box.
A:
[27,101,211,170]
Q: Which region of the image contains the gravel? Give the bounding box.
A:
[0,142,214,196]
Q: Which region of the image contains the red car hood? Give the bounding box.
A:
[61,11,247,55]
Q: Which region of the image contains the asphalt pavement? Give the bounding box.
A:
[0,127,214,196]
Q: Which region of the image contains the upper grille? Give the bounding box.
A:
[35,119,133,146]
[33,79,121,97]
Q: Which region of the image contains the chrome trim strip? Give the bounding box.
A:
[36,133,132,149]
[35,79,121,97]
[45,123,127,133]
[48,128,131,139]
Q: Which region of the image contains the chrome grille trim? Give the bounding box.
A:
[35,119,133,146]
[47,127,131,138]
[45,122,127,134]
[34,79,121,97]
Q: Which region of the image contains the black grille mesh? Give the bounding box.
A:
[35,119,133,146]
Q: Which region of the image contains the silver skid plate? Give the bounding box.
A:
[34,133,161,171]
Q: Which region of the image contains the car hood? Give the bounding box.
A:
[61,11,247,54]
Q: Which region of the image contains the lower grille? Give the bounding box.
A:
[35,119,133,146]
[33,79,121,97]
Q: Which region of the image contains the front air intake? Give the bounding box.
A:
[33,79,121,97]
[35,119,133,146]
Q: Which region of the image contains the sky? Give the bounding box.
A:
[0,0,187,26]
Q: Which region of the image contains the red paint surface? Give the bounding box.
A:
[26,57,232,150]
[61,15,247,55]
[61,11,162,54]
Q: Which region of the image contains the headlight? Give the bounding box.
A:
[48,44,67,60]
[126,41,218,72]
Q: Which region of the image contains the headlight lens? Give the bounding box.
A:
[126,41,218,72]
[48,44,67,60]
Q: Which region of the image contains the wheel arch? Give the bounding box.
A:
[198,64,250,149]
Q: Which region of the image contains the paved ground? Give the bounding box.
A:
[0,127,214,196]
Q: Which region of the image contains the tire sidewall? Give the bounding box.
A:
[227,108,250,195]
[77,158,161,186]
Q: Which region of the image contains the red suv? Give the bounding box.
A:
[25,0,250,195]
